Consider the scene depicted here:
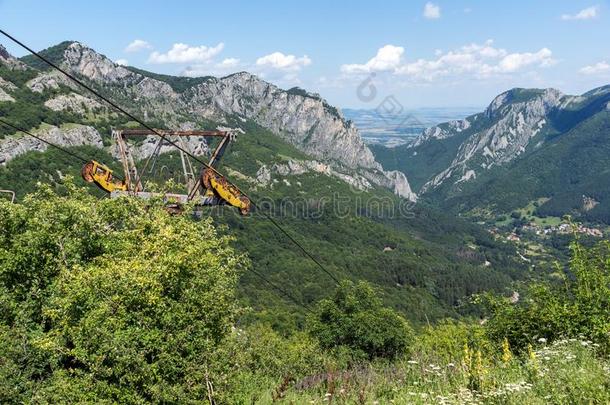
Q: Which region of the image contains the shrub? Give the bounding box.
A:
[483,235,610,353]
[307,280,414,359]
[510,211,522,219]
[412,319,492,363]
[0,182,246,403]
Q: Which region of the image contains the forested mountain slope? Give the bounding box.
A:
[373,86,610,223]
[0,41,526,324]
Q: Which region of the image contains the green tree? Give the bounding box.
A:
[307,280,414,359]
[0,181,246,403]
[483,235,610,353]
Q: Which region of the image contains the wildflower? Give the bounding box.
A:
[502,338,513,363]
[463,343,472,370]
[528,344,536,361]
[527,343,540,377]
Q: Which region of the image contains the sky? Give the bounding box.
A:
[1,0,609,109]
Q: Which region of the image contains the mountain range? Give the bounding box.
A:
[0,41,416,201]
[372,85,610,223]
[0,40,529,323]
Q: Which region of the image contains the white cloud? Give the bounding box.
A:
[181,58,242,77]
[148,42,224,64]
[423,2,441,19]
[496,48,554,73]
[218,58,240,68]
[341,40,555,81]
[124,39,152,53]
[397,43,554,79]
[561,6,599,20]
[340,45,404,74]
[255,52,312,71]
[580,61,610,75]
[115,59,129,66]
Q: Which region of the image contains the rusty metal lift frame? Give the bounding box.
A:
[106,128,249,214]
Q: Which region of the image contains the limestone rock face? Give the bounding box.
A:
[26,71,74,93]
[0,87,14,102]
[0,125,103,164]
[44,93,104,114]
[410,118,471,148]
[0,41,417,200]
[190,72,380,171]
[0,44,27,70]
[63,42,137,84]
[415,88,565,193]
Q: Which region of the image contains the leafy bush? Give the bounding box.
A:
[412,319,492,363]
[483,234,610,353]
[307,281,414,359]
[0,182,246,403]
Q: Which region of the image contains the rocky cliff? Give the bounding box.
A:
[0,41,415,201]
[409,88,579,193]
[0,124,103,164]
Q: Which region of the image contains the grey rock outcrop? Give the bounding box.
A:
[0,44,27,70]
[417,88,564,193]
[27,70,76,93]
[0,41,417,200]
[63,42,137,84]
[0,88,14,102]
[189,73,380,170]
[44,93,104,114]
[409,117,471,148]
[0,124,103,165]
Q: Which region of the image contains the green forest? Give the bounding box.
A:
[1,35,610,403]
[1,185,610,403]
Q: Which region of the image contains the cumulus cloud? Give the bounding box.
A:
[580,61,610,75]
[218,58,240,68]
[255,52,312,71]
[115,59,129,66]
[341,45,404,74]
[341,40,555,81]
[181,58,242,77]
[561,6,599,20]
[397,43,554,79]
[124,39,152,53]
[423,2,441,19]
[496,48,554,73]
[148,43,224,64]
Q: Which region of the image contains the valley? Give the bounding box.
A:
[1,23,609,402]
[0,41,525,326]
[343,107,481,147]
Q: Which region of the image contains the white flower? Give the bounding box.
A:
[538,337,547,343]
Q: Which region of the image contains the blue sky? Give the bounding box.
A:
[1,0,609,108]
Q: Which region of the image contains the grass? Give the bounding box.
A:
[493,198,563,229]
[249,339,610,404]
[515,198,562,227]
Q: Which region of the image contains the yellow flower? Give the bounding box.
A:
[502,338,513,363]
